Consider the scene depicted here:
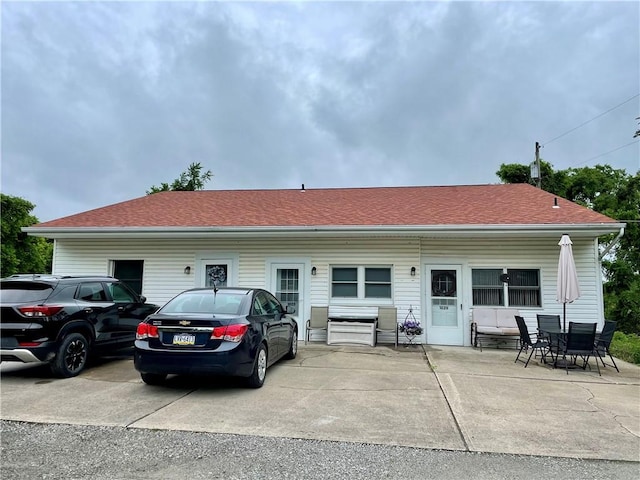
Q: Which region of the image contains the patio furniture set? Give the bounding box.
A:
[514,313,619,375]
[305,305,402,347]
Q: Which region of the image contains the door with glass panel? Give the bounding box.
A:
[426,265,463,345]
[270,263,305,339]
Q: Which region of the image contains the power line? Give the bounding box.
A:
[571,140,639,167]
[542,93,640,147]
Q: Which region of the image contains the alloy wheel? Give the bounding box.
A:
[257,348,267,382]
[64,338,87,373]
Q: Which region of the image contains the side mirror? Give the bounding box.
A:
[140,295,147,303]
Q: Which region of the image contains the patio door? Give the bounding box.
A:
[269,263,305,340]
[426,265,463,345]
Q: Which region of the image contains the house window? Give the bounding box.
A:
[472,269,503,306]
[331,266,392,299]
[365,268,392,298]
[472,268,540,307]
[331,267,358,298]
[112,260,144,295]
[507,269,541,307]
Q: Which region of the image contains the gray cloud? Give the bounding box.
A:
[2,1,638,222]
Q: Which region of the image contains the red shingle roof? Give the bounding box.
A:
[33,184,616,228]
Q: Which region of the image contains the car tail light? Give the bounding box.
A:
[17,306,64,317]
[136,323,159,340]
[18,341,43,347]
[211,324,249,342]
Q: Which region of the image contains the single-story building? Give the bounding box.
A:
[24,184,624,346]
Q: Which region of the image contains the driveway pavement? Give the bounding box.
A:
[1,344,639,462]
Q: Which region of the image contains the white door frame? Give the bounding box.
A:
[424,263,464,346]
[266,258,311,341]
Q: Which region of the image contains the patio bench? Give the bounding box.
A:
[471,308,520,351]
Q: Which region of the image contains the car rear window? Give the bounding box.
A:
[0,282,55,303]
[161,291,244,316]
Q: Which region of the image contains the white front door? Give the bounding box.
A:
[426,265,463,345]
[269,263,305,339]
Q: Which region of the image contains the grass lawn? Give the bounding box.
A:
[610,332,640,365]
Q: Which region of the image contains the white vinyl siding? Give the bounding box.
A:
[52,238,421,316]
[51,235,603,345]
[421,237,603,335]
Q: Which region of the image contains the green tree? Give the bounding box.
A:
[496,159,568,197]
[1,194,53,276]
[496,163,640,334]
[146,162,213,194]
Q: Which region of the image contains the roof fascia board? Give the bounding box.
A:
[24,223,625,240]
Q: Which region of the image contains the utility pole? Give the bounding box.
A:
[535,141,541,189]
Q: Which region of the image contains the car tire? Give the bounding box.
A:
[284,329,298,359]
[141,373,166,386]
[246,344,267,388]
[50,332,90,378]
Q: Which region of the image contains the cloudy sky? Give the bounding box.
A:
[2,1,639,222]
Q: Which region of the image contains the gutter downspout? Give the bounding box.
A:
[599,227,625,261]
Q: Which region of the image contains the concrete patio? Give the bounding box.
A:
[1,344,639,462]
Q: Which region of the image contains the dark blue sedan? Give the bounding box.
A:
[134,287,298,388]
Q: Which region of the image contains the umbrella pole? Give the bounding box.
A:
[563,303,567,331]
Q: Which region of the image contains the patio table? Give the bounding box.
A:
[539,326,601,370]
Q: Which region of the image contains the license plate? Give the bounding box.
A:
[173,333,196,346]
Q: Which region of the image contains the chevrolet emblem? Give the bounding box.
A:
[179,320,191,326]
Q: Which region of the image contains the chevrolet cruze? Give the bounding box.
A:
[134,287,298,388]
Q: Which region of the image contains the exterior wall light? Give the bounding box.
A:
[410,267,416,276]
[311,266,317,276]
[184,266,191,275]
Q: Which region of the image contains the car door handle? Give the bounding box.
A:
[83,308,93,313]
[117,306,125,312]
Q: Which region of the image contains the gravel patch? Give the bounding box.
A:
[2,420,638,479]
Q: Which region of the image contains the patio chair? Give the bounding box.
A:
[558,322,602,375]
[305,306,328,344]
[595,320,619,372]
[514,315,551,367]
[537,314,562,357]
[376,306,399,348]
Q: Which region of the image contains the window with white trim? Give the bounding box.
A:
[472,268,541,307]
[331,266,392,299]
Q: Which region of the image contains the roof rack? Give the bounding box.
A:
[3,274,115,280]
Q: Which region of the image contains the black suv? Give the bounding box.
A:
[0,275,159,377]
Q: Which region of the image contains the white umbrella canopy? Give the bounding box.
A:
[557,234,581,330]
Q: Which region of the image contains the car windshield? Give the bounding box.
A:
[160,290,245,316]
[0,282,54,303]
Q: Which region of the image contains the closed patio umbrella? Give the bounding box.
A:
[557,234,581,331]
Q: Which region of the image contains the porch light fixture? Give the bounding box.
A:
[410,267,416,276]
[184,266,191,275]
[311,266,317,276]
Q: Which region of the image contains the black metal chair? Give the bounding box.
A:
[537,314,562,358]
[558,322,602,375]
[595,320,619,372]
[515,315,551,367]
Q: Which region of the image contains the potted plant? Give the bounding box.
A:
[399,314,423,342]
